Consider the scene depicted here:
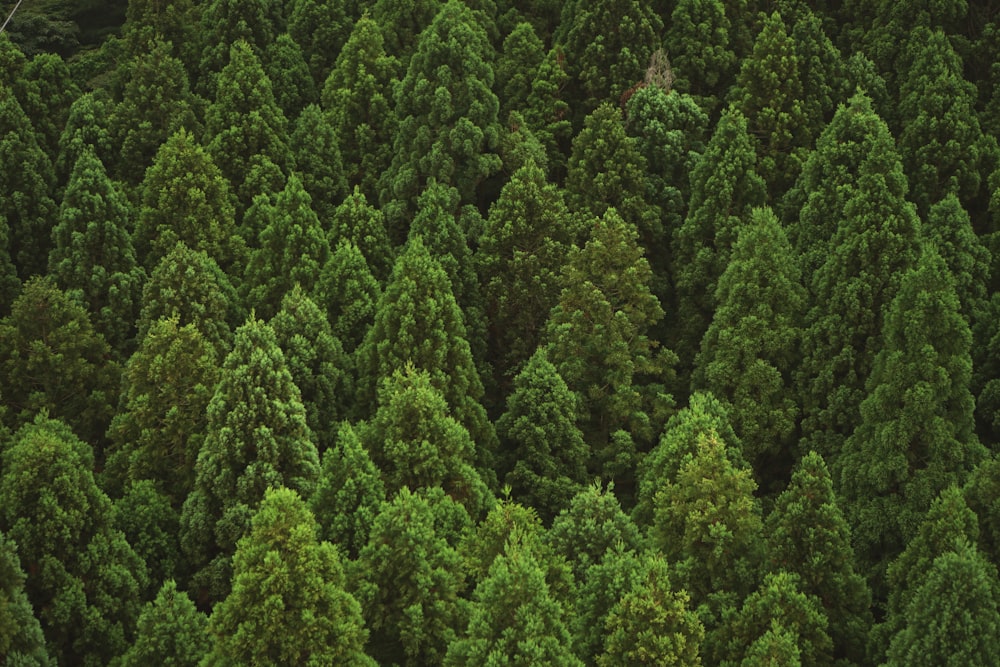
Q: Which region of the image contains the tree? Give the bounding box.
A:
[309,422,385,559]
[496,22,545,121]
[56,91,116,190]
[666,0,736,106]
[670,106,767,380]
[739,622,802,667]
[289,103,347,225]
[120,580,210,667]
[48,147,145,354]
[111,480,181,596]
[122,0,200,68]
[573,544,646,663]
[926,194,990,328]
[315,239,381,354]
[0,531,52,666]
[884,540,1000,667]
[355,487,471,667]
[521,46,573,177]
[445,528,583,666]
[328,186,394,283]
[180,315,320,605]
[599,553,704,667]
[764,452,872,665]
[196,0,283,95]
[18,52,78,164]
[370,0,443,61]
[262,33,316,119]
[378,0,502,235]
[287,0,351,84]
[0,418,146,666]
[691,207,804,488]
[0,276,120,449]
[243,172,330,320]
[204,487,374,665]
[135,129,243,274]
[321,14,400,202]
[839,243,986,587]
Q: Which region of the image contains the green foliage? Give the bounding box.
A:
[315,239,381,354]
[289,103,348,224]
[328,187,394,283]
[120,580,210,667]
[49,147,145,354]
[55,90,116,192]
[262,33,316,119]
[287,0,351,84]
[739,622,802,667]
[179,315,320,604]
[111,480,181,596]
[19,52,79,163]
[204,487,373,666]
[667,0,736,104]
[926,194,990,326]
[573,544,646,662]
[496,22,545,121]
[196,0,283,94]
[496,348,588,521]
[0,531,52,666]
[122,0,200,68]
[370,0,443,61]
[520,46,573,177]
[0,276,120,448]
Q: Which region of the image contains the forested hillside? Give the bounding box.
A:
[3,0,1000,664]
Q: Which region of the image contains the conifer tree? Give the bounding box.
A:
[378,0,502,234]
[0,419,146,666]
[926,194,990,328]
[315,240,381,354]
[0,213,17,315]
[692,207,804,486]
[964,456,1000,566]
[521,46,573,177]
[572,544,646,663]
[309,422,385,559]
[196,0,283,95]
[496,348,588,521]
[355,487,471,667]
[18,53,78,165]
[120,580,210,667]
[370,0,443,61]
[765,452,872,665]
[205,487,373,665]
[328,187,394,283]
[0,277,119,448]
[671,106,767,380]
[321,15,400,202]
[446,528,583,666]
[262,33,316,120]
[839,243,986,588]
[788,6,847,138]
[56,92,115,190]
[289,103,348,225]
[111,480,181,596]
[135,130,243,274]
[740,623,802,667]
[180,315,320,604]
[496,22,545,121]
[122,0,200,67]
[243,173,330,320]
[0,531,52,666]
[49,148,145,354]
[667,0,736,106]
[287,0,351,84]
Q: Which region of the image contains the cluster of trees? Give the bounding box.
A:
[4,0,1000,664]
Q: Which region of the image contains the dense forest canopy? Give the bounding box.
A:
[3,0,1000,664]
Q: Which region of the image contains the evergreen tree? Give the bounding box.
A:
[309,422,385,559]
[667,0,736,106]
[370,0,443,61]
[321,14,400,203]
[315,239,381,354]
[287,0,351,84]
[328,187,394,283]
[0,277,119,449]
[179,315,320,604]
[0,213,18,315]
[120,580,210,667]
[262,33,316,120]
[135,129,243,274]
[573,544,646,663]
[0,419,146,666]
[122,0,200,68]
[204,487,373,665]
[270,285,351,452]
[839,243,986,586]
[964,456,1000,566]
[378,0,502,235]
[765,452,872,665]
[446,528,583,666]
[496,348,589,521]
[691,207,804,487]
[739,622,802,667]
[55,92,115,190]
[196,0,283,95]
[18,52,78,165]
[521,46,573,177]
[355,487,471,667]
[670,106,767,380]
[926,194,990,327]
[884,540,1000,667]
[0,531,52,666]
[243,173,330,320]
[496,22,545,121]
[788,6,847,139]
[111,480,181,596]
[49,147,145,354]
[289,103,348,225]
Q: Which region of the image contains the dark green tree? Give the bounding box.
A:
[667,0,736,106]
[355,487,471,667]
[0,419,146,666]
[0,276,119,449]
[122,0,200,68]
[496,22,545,121]
[309,422,385,559]
[196,0,283,95]
[670,106,767,380]
[18,52,78,164]
[572,544,646,663]
[315,239,381,354]
[739,622,802,667]
[321,14,400,202]
[287,0,351,84]
[0,213,18,315]
[135,129,243,274]
[691,207,804,487]
[839,243,986,589]
[111,479,181,596]
[925,194,990,328]
[262,33,316,119]
[120,580,210,667]
[788,6,847,139]
[204,487,373,665]
[765,452,872,665]
[55,90,114,194]
[49,147,145,354]
[0,531,52,666]
[370,0,443,61]
[328,186,394,283]
[378,0,502,234]
[521,46,573,177]
[179,315,320,604]
[289,103,348,225]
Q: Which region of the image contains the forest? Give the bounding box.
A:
[2,0,1000,664]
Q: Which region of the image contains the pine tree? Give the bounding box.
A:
[964,456,1000,567]
[328,186,394,283]
[135,129,244,274]
[179,315,320,604]
[315,239,381,354]
[287,0,351,84]
[0,418,146,666]
[262,33,317,120]
[122,0,200,68]
[0,277,120,449]
[692,207,804,487]
[496,348,589,521]
[0,531,52,666]
[370,0,443,62]
[309,422,386,559]
[56,91,115,191]
[446,527,582,666]
[788,6,847,139]
[739,622,802,667]
[926,194,990,328]
[496,21,545,121]
[243,172,330,320]
[321,14,400,202]
[355,487,471,667]
[204,487,374,665]
[289,103,348,225]
[764,452,872,665]
[573,544,646,663]
[111,479,181,596]
[196,0,283,95]
[521,46,573,177]
[120,580,210,667]
[599,553,704,667]
[378,0,502,235]
[18,52,78,165]
[667,0,736,106]
[0,213,18,316]
[49,147,145,354]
